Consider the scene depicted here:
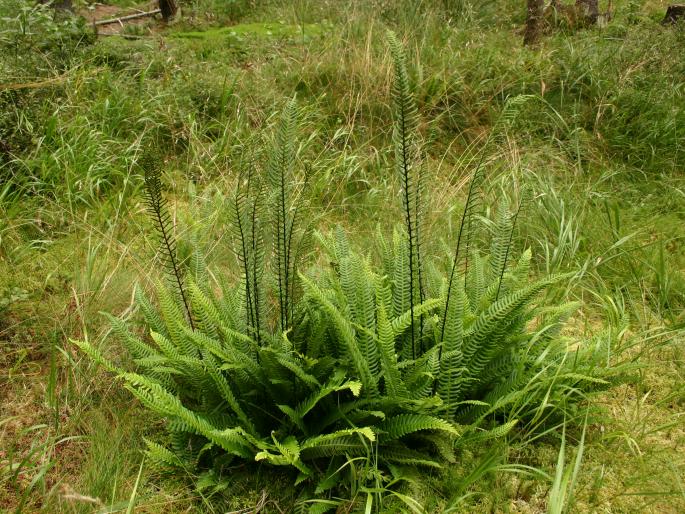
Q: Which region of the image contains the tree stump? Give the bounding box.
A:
[662,4,685,24]
[576,0,599,25]
[524,0,545,46]
[159,0,178,22]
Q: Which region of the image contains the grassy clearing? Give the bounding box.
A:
[1,0,684,512]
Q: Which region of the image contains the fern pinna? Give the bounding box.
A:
[74,35,619,501]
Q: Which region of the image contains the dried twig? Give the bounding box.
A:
[94,8,161,27]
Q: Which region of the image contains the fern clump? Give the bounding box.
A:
[311,211,613,431]
[74,32,620,501]
[75,90,461,489]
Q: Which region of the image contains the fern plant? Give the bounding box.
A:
[304,32,617,431]
[74,95,461,490]
[73,32,621,503]
[309,220,607,431]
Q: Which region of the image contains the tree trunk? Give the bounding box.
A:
[576,0,599,25]
[524,0,545,46]
[662,4,685,24]
[159,0,178,22]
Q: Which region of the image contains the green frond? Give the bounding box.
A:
[301,427,375,452]
[70,338,120,374]
[295,369,360,420]
[339,254,380,379]
[144,439,184,469]
[376,298,408,398]
[187,280,220,341]
[202,350,256,434]
[300,273,379,398]
[462,274,567,379]
[123,371,253,457]
[390,298,442,336]
[299,436,368,460]
[135,285,166,336]
[103,312,158,360]
[437,282,466,412]
[274,352,321,389]
[376,414,459,441]
[156,282,197,358]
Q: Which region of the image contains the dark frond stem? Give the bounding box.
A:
[285,193,298,328]
[414,159,426,353]
[280,161,289,329]
[461,159,486,280]
[143,162,194,330]
[439,160,485,346]
[234,171,256,337]
[269,97,298,331]
[401,108,417,360]
[250,185,264,345]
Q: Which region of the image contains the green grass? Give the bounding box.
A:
[171,21,325,40]
[1,0,684,512]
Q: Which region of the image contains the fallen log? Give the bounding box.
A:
[93,8,161,27]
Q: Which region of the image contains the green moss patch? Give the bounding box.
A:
[171,21,323,41]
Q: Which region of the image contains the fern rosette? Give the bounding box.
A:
[73,32,618,500]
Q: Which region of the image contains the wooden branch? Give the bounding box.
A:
[94,8,161,27]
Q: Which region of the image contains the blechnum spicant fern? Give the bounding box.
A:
[73,33,621,500]
[75,93,461,490]
[387,31,426,361]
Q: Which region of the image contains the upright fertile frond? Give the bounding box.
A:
[268,97,299,331]
[141,156,193,329]
[232,165,266,344]
[388,31,424,359]
[440,164,485,344]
